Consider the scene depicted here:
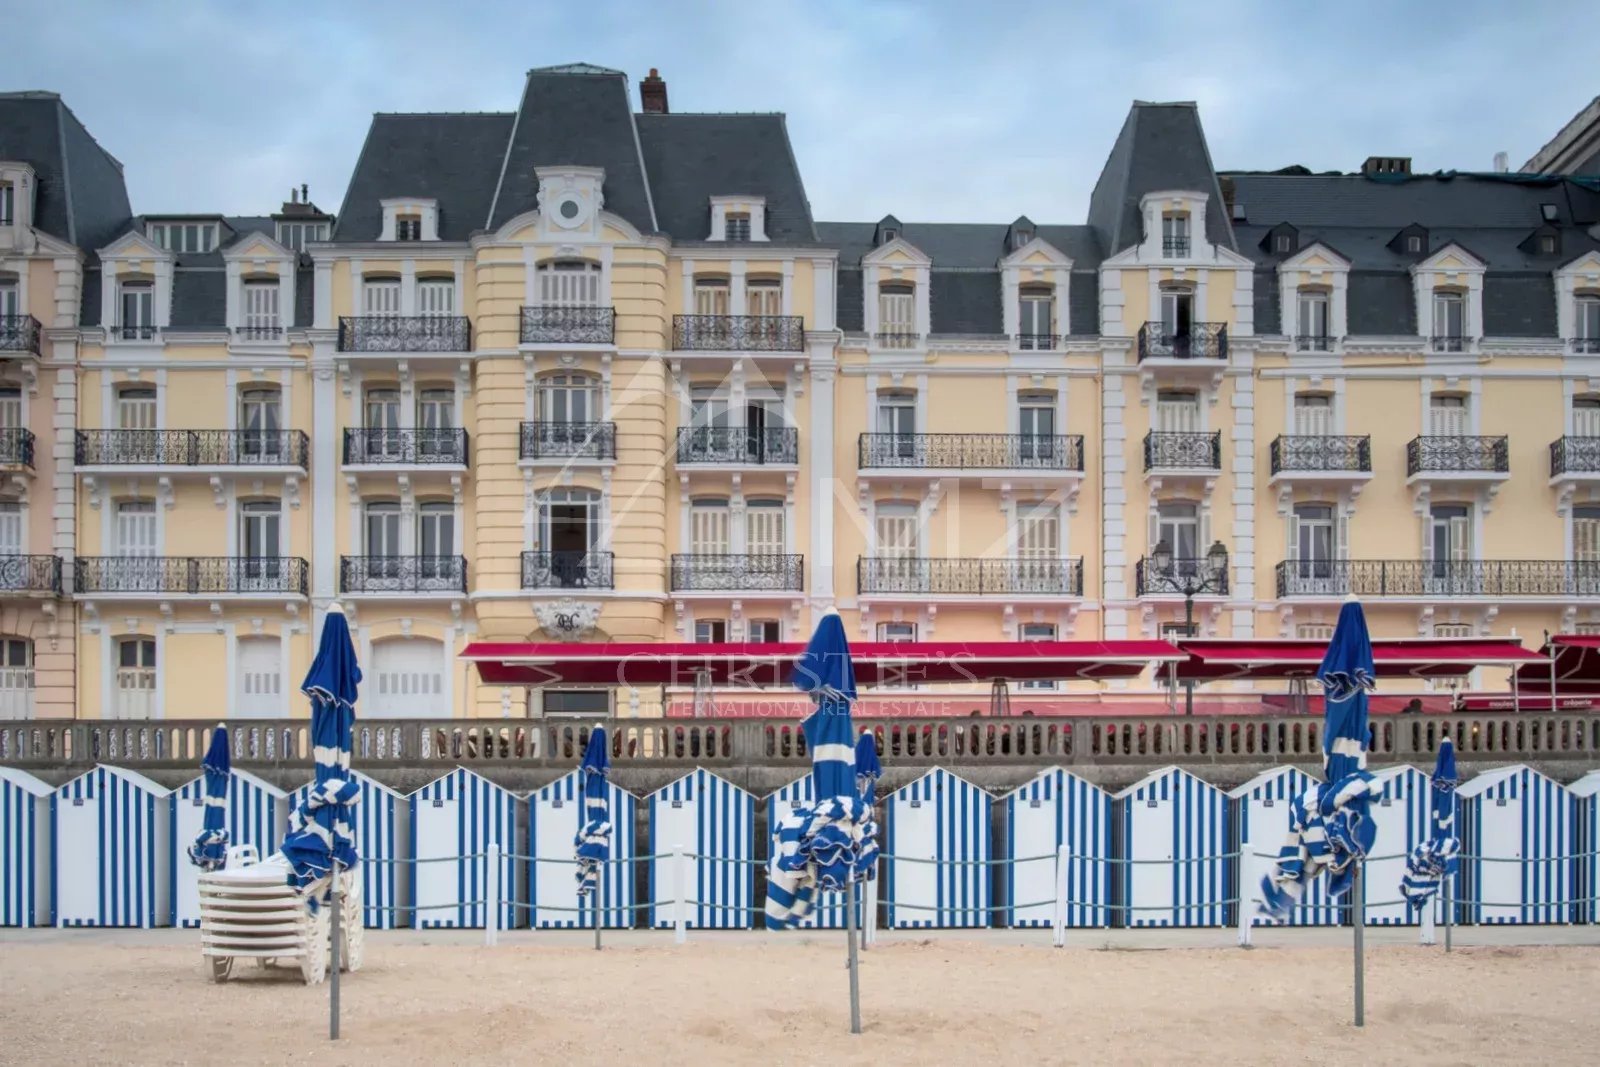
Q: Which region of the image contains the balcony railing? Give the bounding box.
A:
[670,554,804,592]
[0,428,34,468]
[0,555,61,594]
[340,555,467,594]
[1572,338,1600,354]
[1550,436,1600,476]
[1162,236,1191,257]
[1406,435,1509,476]
[1269,435,1372,474]
[858,433,1084,471]
[112,324,158,341]
[1138,321,1227,361]
[1135,558,1230,598]
[1276,559,1600,599]
[1430,334,1470,353]
[858,557,1084,596]
[520,421,616,461]
[337,315,471,353]
[1143,431,1221,471]
[1293,334,1334,352]
[675,425,798,465]
[232,325,284,342]
[342,428,469,466]
[76,430,309,468]
[1015,333,1059,351]
[519,305,616,345]
[873,331,920,350]
[0,315,41,355]
[74,556,308,595]
[671,315,804,352]
[521,550,614,590]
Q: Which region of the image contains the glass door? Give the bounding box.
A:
[364,503,402,585]
[1157,502,1198,575]
[417,503,455,584]
[1428,504,1472,594]
[365,389,402,461]
[239,388,281,461]
[240,501,282,589]
[1292,504,1335,593]
[876,394,916,461]
[416,388,455,460]
[1018,395,1055,464]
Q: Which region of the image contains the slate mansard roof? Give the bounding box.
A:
[0,91,132,252]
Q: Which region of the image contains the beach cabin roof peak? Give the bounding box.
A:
[0,766,53,796]
[1113,764,1212,798]
[61,763,171,796]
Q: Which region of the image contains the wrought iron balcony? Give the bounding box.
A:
[1135,557,1230,598]
[858,557,1084,596]
[858,433,1084,471]
[1571,338,1600,354]
[872,331,921,350]
[1269,435,1372,474]
[340,555,467,594]
[113,324,158,341]
[1015,333,1059,351]
[1275,559,1600,599]
[232,325,284,342]
[520,421,616,461]
[342,428,469,466]
[671,314,804,352]
[1138,321,1227,361]
[521,550,614,590]
[0,315,41,355]
[1550,436,1600,476]
[337,315,471,353]
[1406,435,1508,476]
[1293,334,1334,352]
[0,428,34,469]
[76,430,309,468]
[1430,334,1470,353]
[74,556,308,596]
[0,555,61,594]
[520,306,616,345]
[1139,321,1222,363]
[1162,236,1191,257]
[675,425,799,465]
[1143,431,1221,471]
[670,554,804,592]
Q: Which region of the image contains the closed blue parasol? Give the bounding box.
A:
[1401,736,1460,908]
[281,603,362,906]
[575,727,611,901]
[854,731,881,878]
[187,724,231,871]
[1261,599,1383,918]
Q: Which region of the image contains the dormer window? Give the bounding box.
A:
[148,221,217,253]
[275,220,329,251]
[1432,291,1466,352]
[1296,289,1330,351]
[1576,294,1600,353]
[1162,213,1190,257]
[241,280,280,338]
[118,281,155,341]
[707,197,766,242]
[1273,233,1293,254]
[877,282,916,348]
[873,214,903,248]
[1541,204,1560,223]
[1007,216,1036,252]
[881,227,897,243]
[1018,286,1054,349]
[1406,235,1423,254]
[380,199,439,242]
[1539,234,1558,255]
[0,182,12,226]
[724,212,751,242]
[395,214,422,242]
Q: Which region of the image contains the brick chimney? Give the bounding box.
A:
[640,68,668,114]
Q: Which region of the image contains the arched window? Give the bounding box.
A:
[0,636,33,718]
[538,373,600,424]
[369,637,444,718]
[537,260,600,307]
[114,636,156,719]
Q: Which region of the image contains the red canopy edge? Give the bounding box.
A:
[1456,692,1600,712]
[459,639,1183,688]
[1173,637,1545,682]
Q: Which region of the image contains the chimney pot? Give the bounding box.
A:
[302,183,309,203]
[640,68,669,114]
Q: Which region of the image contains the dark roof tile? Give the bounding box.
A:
[332,113,514,242]
[636,113,816,243]
[1087,102,1236,255]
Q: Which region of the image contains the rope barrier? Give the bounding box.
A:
[360,853,487,865]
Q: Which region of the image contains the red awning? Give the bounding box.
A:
[1511,634,1600,690]
[459,639,1183,688]
[1173,637,1545,682]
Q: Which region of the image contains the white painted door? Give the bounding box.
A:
[116,502,157,556]
[362,280,400,316]
[53,791,102,922]
[236,636,282,718]
[693,281,729,316]
[417,279,454,316]
[370,639,445,718]
[746,503,785,555]
[1574,398,1600,437]
[538,261,600,306]
[1127,796,1175,916]
[889,796,937,925]
[1156,392,1199,432]
[1428,396,1468,436]
[690,504,730,555]
[242,282,279,332]
[1293,394,1332,436]
[0,501,21,556]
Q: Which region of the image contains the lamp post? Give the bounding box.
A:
[1149,539,1230,716]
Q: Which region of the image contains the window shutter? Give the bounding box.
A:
[1336,509,1350,561]
[1287,512,1300,562]
[1199,508,1211,553]
[1147,510,1161,554]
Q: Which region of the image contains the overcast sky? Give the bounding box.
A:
[10,0,1598,223]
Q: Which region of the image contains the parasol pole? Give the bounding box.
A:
[1352,862,1364,1028]
[330,858,342,1039]
[595,864,603,951]
[846,882,861,1035]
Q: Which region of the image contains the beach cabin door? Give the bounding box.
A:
[1127,792,1174,918]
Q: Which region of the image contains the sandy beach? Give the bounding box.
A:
[1,931,1596,1066]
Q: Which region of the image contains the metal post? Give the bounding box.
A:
[594,866,603,951]
[1353,864,1365,1028]
[673,844,688,945]
[1444,870,1453,953]
[1052,842,1070,948]
[1420,892,1436,946]
[1236,837,1255,948]
[485,842,500,948]
[864,866,879,948]
[1184,593,1196,717]
[329,860,342,1040]
[845,884,862,1035]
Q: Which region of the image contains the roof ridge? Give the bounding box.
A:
[636,110,786,118]
[373,110,514,118]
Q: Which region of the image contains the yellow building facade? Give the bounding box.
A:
[3,71,1600,720]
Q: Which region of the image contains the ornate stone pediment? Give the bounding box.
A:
[533,599,602,641]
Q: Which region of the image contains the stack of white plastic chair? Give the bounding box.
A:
[198,846,363,985]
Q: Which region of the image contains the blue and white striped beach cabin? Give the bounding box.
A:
[885,767,992,929]
[1229,766,1337,927]
[0,768,53,926]
[528,769,638,929]
[291,770,410,929]
[648,769,755,929]
[1458,765,1574,925]
[1002,768,1110,928]
[1114,766,1229,928]
[1363,764,1432,926]
[1571,771,1600,925]
[171,768,288,928]
[763,774,875,929]
[53,765,172,928]
[409,767,519,930]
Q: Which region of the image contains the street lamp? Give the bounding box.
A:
[1149,539,1230,715]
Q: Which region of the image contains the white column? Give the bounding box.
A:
[399,260,417,316]
[224,261,242,330]
[311,354,338,603]
[314,261,333,330]
[809,359,837,603]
